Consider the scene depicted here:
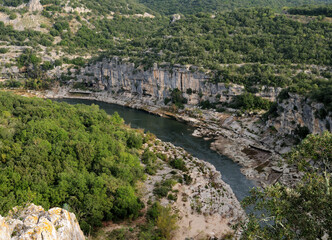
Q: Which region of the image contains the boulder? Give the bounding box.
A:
[0,204,85,240]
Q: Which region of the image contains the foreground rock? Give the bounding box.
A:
[0,204,85,240]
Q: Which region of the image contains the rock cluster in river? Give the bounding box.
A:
[0,204,85,240]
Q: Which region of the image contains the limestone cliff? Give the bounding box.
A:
[266,93,332,135]
[0,204,85,240]
[64,58,279,105]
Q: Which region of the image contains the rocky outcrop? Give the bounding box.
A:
[0,204,85,240]
[171,14,181,23]
[63,58,280,105]
[27,0,43,12]
[267,93,332,135]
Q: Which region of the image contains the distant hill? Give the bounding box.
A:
[139,0,332,15]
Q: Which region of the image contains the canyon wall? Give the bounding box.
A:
[67,58,280,103]
[68,58,331,134]
[267,93,332,135]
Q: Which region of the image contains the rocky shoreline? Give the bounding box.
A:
[22,87,300,188]
[141,138,245,239]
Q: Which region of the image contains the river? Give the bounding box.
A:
[56,98,255,201]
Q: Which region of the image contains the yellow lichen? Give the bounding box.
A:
[66,211,71,221]
[40,219,54,233]
[49,208,62,216]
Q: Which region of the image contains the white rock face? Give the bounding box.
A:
[266,93,332,135]
[0,204,85,240]
[27,0,43,12]
[70,59,280,105]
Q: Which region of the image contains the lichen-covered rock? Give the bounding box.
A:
[27,0,43,12]
[0,216,11,240]
[0,204,85,240]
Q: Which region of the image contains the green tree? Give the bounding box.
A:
[156,205,178,240]
[242,131,332,239]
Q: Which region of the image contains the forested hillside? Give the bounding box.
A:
[139,0,332,15]
[0,92,145,232]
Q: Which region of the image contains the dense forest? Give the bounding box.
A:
[287,4,332,16]
[0,92,146,232]
[139,0,332,15]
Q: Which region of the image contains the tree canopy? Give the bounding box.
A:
[0,92,145,232]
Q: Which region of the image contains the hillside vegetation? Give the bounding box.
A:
[138,0,332,15]
[0,92,146,232]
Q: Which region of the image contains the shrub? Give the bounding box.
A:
[164,97,171,105]
[169,158,187,172]
[141,149,157,175]
[153,179,176,198]
[0,48,9,54]
[228,93,272,111]
[156,205,178,240]
[9,13,17,20]
[183,174,192,185]
[127,131,143,149]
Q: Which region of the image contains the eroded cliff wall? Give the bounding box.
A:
[267,93,332,135]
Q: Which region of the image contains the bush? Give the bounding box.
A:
[228,93,272,111]
[183,174,192,185]
[164,97,171,105]
[170,88,187,108]
[199,100,215,109]
[156,205,178,240]
[127,131,143,149]
[169,158,187,172]
[147,202,162,221]
[186,88,193,95]
[294,125,310,140]
[9,13,17,20]
[153,179,176,198]
[142,149,158,175]
[167,193,177,201]
[0,48,9,54]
